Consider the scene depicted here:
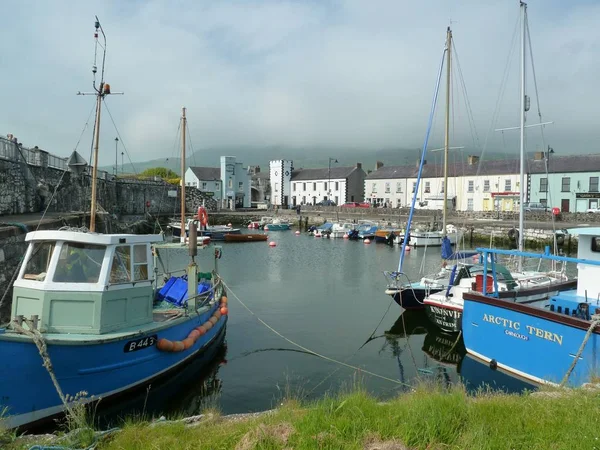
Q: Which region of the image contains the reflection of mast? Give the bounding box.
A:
[77,17,123,232]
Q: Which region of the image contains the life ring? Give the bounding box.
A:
[197,206,208,227]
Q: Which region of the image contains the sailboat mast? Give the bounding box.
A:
[518,1,527,266]
[89,91,103,233]
[443,26,451,237]
[180,107,187,243]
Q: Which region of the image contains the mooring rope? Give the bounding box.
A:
[560,316,600,387]
[220,279,412,388]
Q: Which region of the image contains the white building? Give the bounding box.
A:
[185,155,251,210]
[269,160,294,207]
[528,153,600,213]
[289,163,366,206]
[364,156,523,212]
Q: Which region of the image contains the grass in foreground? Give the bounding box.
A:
[7,384,600,449]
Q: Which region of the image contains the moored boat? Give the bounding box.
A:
[224,233,268,242]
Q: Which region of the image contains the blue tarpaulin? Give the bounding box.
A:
[441,236,453,259]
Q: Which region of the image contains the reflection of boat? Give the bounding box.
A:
[385,309,430,338]
[0,29,228,431]
[224,233,268,242]
[422,325,465,369]
[459,353,536,394]
[96,344,227,428]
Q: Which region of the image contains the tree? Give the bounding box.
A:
[140,167,179,179]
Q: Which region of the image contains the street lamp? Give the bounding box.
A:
[121,151,124,174]
[328,157,338,203]
[545,145,554,206]
[114,137,119,176]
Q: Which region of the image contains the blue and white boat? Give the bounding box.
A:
[263,218,291,231]
[0,24,229,429]
[462,228,600,386]
[357,222,378,240]
[169,219,240,241]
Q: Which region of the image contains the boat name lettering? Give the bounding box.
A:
[504,329,529,341]
[124,335,158,353]
[482,314,563,345]
[429,306,460,318]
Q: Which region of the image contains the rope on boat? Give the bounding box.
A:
[560,316,600,387]
[220,279,413,389]
[11,320,74,419]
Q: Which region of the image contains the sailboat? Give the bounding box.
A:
[384,27,478,310]
[0,18,228,429]
[422,7,573,333]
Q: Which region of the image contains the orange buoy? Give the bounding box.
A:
[405,246,411,252]
[157,338,174,352]
[172,341,185,352]
[204,321,213,331]
[197,206,209,227]
[343,233,349,239]
[220,306,229,315]
[227,222,232,227]
[295,230,300,235]
[209,316,219,325]
[364,239,371,244]
[182,338,194,350]
[221,296,228,305]
[264,225,269,231]
[214,310,222,319]
[269,241,277,247]
[189,329,200,341]
[196,326,206,335]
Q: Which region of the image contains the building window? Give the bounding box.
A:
[292,183,296,192]
[425,181,430,193]
[302,196,306,204]
[561,177,570,192]
[396,182,402,193]
[313,182,316,191]
[385,182,390,193]
[412,182,416,193]
[483,180,490,192]
[467,198,473,211]
[228,179,232,188]
[468,181,474,193]
[396,199,402,207]
[590,177,599,192]
[238,181,243,191]
[335,182,339,190]
[324,182,328,191]
[540,178,547,193]
[504,179,511,191]
[274,182,279,192]
[372,183,377,193]
[440,181,444,193]
[303,183,306,191]
[540,198,547,205]
[202,182,207,190]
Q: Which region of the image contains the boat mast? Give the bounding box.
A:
[518,1,527,268]
[443,26,451,237]
[90,89,103,233]
[180,107,187,243]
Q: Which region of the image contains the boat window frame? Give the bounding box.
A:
[52,241,106,284]
[592,236,600,253]
[22,241,56,282]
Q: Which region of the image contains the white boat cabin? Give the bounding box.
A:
[572,228,600,301]
[12,230,164,335]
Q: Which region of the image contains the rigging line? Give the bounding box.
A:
[220,279,412,388]
[480,11,521,164]
[35,169,68,231]
[102,98,138,175]
[185,121,198,167]
[73,101,97,154]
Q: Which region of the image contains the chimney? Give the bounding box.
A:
[534,152,544,161]
[255,166,260,173]
[367,170,372,175]
[356,162,362,170]
[416,159,426,168]
[375,161,384,170]
[467,155,480,166]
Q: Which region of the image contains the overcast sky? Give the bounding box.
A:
[1,0,598,167]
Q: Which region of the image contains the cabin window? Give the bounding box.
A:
[110,246,131,283]
[53,242,105,283]
[592,237,600,253]
[23,241,55,281]
[133,245,149,281]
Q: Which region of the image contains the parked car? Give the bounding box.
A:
[586,207,600,213]
[524,202,548,212]
[316,200,337,206]
[341,202,360,208]
[358,202,371,208]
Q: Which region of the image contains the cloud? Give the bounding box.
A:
[1,0,598,167]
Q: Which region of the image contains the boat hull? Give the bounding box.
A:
[0,304,227,429]
[224,233,268,242]
[264,224,290,231]
[386,286,443,310]
[462,292,599,386]
[424,301,462,333]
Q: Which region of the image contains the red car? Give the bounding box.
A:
[358,202,371,208]
[341,202,360,208]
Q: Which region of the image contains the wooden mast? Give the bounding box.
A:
[180,107,187,243]
[89,89,103,232]
[442,26,452,237]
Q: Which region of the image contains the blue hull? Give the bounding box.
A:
[389,284,442,310]
[0,303,227,428]
[264,224,290,231]
[462,293,600,386]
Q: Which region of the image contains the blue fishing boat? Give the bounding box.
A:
[263,219,291,231]
[0,21,228,429]
[462,228,600,386]
[357,222,378,240]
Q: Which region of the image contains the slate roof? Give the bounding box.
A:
[290,166,362,181]
[527,154,600,174]
[189,166,220,181]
